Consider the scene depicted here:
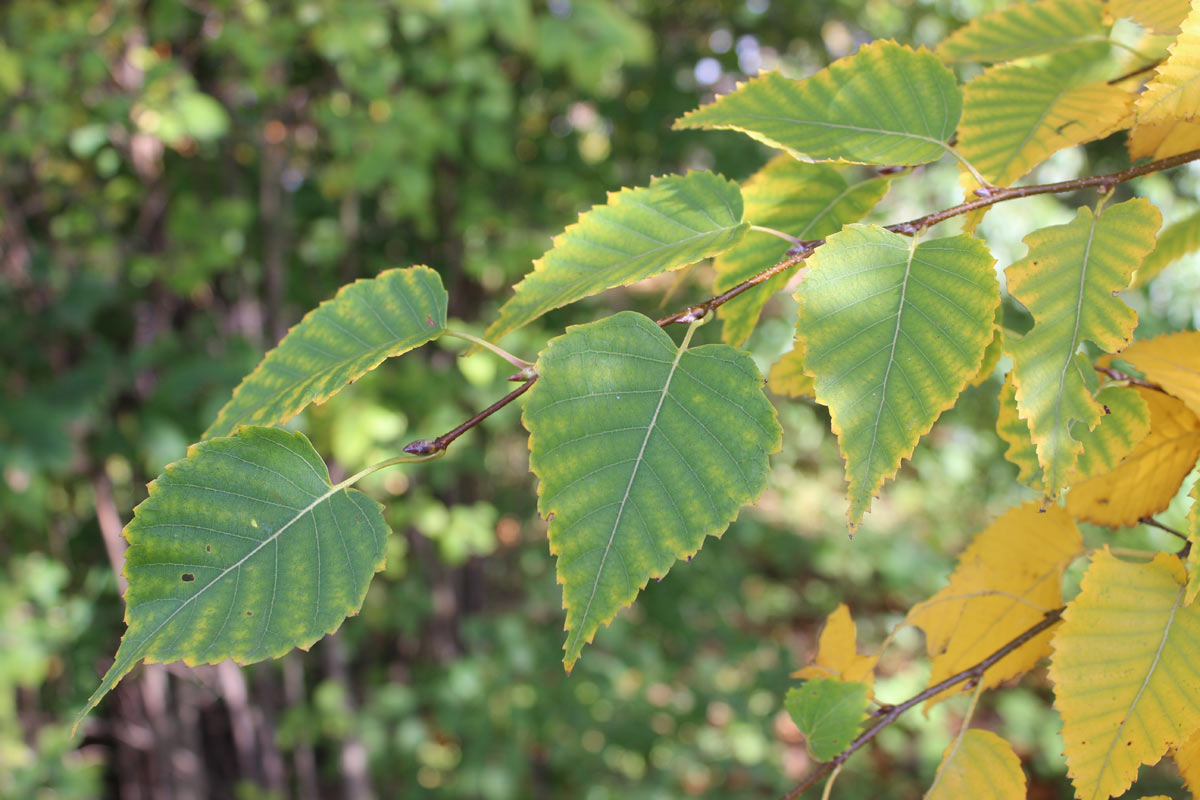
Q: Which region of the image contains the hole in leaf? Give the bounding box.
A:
[181,573,195,582]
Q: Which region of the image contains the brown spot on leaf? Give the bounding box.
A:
[181,573,195,582]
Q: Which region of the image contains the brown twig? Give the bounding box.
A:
[1093,364,1160,390]
[781,608,1066,800]
[1142,517,1189,542]
[1107,61,1162,86]
[403,147,1200,457]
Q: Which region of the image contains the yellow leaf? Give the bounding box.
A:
[1134,2,1200,124]
[1066,387,1200,527]
[1187,482,1200,605]
[792,604,879,691]
[1127,117,1200,159]
[958,65,1135,186]
[905,503,1083,707]
[1118,331,1200,417]
[925,729,1026,800]
[1176,724,1200,795]
[768,341,814,399]
[1050,550,1200,800]
[997,373,1044,491]
[1106,0,1193,34]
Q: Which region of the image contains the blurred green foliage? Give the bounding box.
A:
[3,0,1198,798]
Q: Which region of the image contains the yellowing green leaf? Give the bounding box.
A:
[674,41,961,167]
[1070,386,1151,483]
[1187,482,1200,605]
[714,157,891,346]
[1176,724,1200,794]
[792,604,879,691]
[1050,550,1200,800]
[936,0,1108,64]
[785,678,869,761]
[958,64,1133,186]
[925,730,1026,800]
[523,312,781,669]
[1007,198,1161,496]
[1134,2,1200,124]
[76,427,388,731]
[797,225,999,528]
[205,266,448,439]
[1134,211,1200,286]
[1118,331,1200,416]
[768,342,814,399]
[1128,116,1200,159]
[970,324,1004,387]
[997,372,1044,491]
[1106,0,1192,33]
[905,502,1083,706]
[484,172,748,345]
[1067,387,1200,527]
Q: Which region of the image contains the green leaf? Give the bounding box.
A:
[484,172,748,345]
[205,266,448,439]
[1007,198,1160,496]
[1133,210,1200,287]
[997,371,1044,491]
[957,64,1133,187]
[784,678,869,761]
[76,427,388,731]
[935,0,1108,64]
[674,41,962,167]
[523,312,781,669]
[1069,385,1151,482]
[797,226,999,528]
[714,157,891,346]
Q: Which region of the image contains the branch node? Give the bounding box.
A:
[402,438,443,456]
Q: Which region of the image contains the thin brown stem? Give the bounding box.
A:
[780,608,1065,800]
[403,378,537,455]
[1108,60,1162,86]
[1142,517,1189,542]
[1093,364,1160,390]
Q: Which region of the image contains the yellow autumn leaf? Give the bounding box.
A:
[1118,331,1200,417]
[925,729,1026,800]
[1127,116,1200,160]
[1176,724,1200,796]
[768,341,814,399]
[1066,387,1200,527]
[1134,2,1200,124]
[1106,0,1193,34]
[1050,550,1200,800]
[1187,482,1200,605]
[792,603,879,691]
[904,502,1083,707]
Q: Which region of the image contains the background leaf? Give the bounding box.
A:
[484,172,748,345]
[1118,331,1200,415]
[792,604,879,691]
[713,157,891,346]
[674,41,961,167]
[935,0,1108,64]
[205,266,448,439]
[1187,482,1200,605]
[1050,550,1200,800]
[523,312,781,669]
[797,225,999,528]
[1106,0,1192,34]
[768,342,815,399]
[1128,117,1200,159]
[1066,387,1200,527]
[1007,198,1160,496]
[904,503,1083,707]
[1134,3,1200,125]
[925,730,1026,800]
[957,64,1133,187]
[1069,386,1151,482]
[1133,212,1200,286]
[77,427,389,729]
[784,678,869,762]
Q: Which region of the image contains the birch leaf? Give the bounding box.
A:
[1134,2,1200,124]
[904,502,1083,707]
[925,730,1027,800]
[936,0,1109,64]
[1106,0,1192,33]
[1127,117,1200,160]
[1117,331,1200,416]
[1177,723,1200,793]
[768,342,815,399]
[997,373,1044,491]
[1069,386,1151,483]
[784,678,869,762]
[792,604,879,691]
[1187,482,1200,605]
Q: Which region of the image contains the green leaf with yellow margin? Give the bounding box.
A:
[997,372,1044,491]
[1050,549,1200,800]
[1187,482,1200,605]
[1118,331,1200,416]
[1069,386,1151,483]
[768,341,814,399]
[1066,386,1200,527]
[1106,0,1192,34]
[523,312,781,669]
[1134,2,1200,125]
[957,63,1133,187]
[792,604,879,692]
[674,41,961,167]
[484,172,749,346]
[1007,198,1160,497]
[714,157,891,346]
[797,225,999,528]
[936,0,1109,64]
[76,427,388,732]
[904,502,1083,707]
[1176,724,1200,794]
[970,324,1004,387]
[205,266,448,439]
[785,678,869,761]
[925,730,1026,800]
[1132,212,1200,286]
